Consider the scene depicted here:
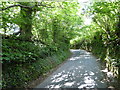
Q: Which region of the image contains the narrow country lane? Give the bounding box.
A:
[35,49,108,88]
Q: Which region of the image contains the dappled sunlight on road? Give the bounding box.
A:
[36,49,107,88]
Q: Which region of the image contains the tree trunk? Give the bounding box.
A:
[19,3,33,41]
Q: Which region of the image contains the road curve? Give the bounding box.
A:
[35,49,107,88]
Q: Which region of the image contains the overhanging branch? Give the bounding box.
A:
[1,4,33,11]
[0,3,54,11]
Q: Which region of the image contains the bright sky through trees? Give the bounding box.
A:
[77,0,92,25]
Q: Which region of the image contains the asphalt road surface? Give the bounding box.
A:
[35,49,108,88]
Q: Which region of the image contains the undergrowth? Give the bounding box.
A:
[2,38,71,88]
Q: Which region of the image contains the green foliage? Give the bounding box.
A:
[32,2,81,48]
[1,1,120,88]
[2,39,41,64]
[2,47,71,88]
[70,1,120,80]
[91,1,120,41]
[1,2,79,88]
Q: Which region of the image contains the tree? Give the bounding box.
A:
[1,2,53,41]
[91,1,120,43]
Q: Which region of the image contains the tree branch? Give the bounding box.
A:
[0,4,33,11]
[1,3,54,11]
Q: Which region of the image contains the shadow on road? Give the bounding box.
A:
[36,49,107,88]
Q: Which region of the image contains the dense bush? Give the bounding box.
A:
[2,38,60,64]
[2,39,40,64]
[2,38,71,88]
